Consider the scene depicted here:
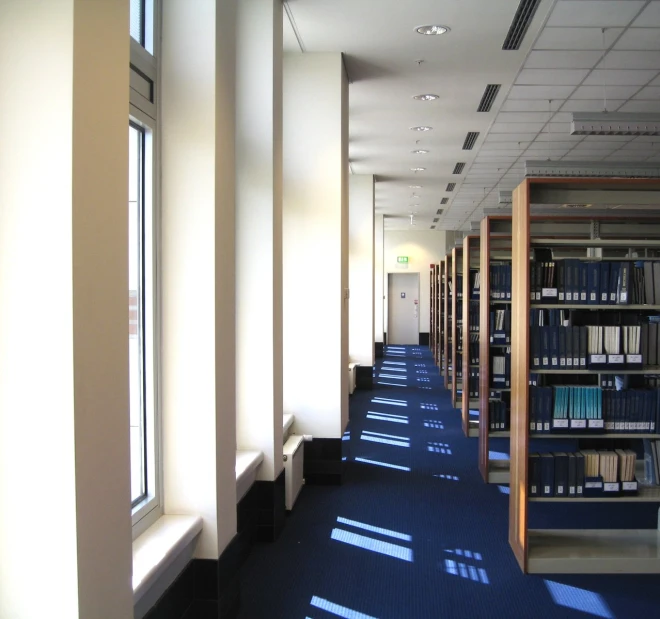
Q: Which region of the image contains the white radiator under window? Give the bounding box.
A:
[283,435,304,511]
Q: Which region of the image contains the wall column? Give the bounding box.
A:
[283,52,349,484]
[235,0,284,541]
[0,1,132,616]
[349,175,375,388]
[374,213,385,357]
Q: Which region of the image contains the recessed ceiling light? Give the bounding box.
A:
[411,149,429,154]
[409,185,422,189]
[415,25,450,36]
[410,126,433,132]
[410,167,426,172]
[413,94,439,101]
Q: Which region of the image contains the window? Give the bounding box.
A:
[130,0,159,537]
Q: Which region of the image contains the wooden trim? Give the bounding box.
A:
[462,235,478,437]
[451,246,462,409]
[443,254,451,387]
[478,219,491,481]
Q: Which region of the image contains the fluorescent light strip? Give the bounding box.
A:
[330,529,413,562]
[355,457,410,471]
[310,596,378,619]
[337,517,412,542]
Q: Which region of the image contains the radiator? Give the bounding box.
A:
[283,435,304,510]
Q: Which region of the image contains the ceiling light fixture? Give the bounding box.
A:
[570,113,660,136]
[411,149,429,154]
[409,185,422,189]
[410,126,433,132]
[413,94,439,101]
[415,25,450,35]
[410,167,426,172]
[524,160,660,178]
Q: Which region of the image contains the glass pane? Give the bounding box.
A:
[129,124,146,504]
[130,0,144,45]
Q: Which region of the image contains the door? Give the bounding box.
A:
[387,273,420,345]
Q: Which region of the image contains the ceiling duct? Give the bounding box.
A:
[462,132,479,150]
[446,182,456,192]
[430,225,436,229]
[502,0,542,51]
[524,160,660,179]
[453,162,466,175]
[441,197,449,205]
[433,217,439,222]
[436,208,444,215]
[570,113,660,136]
[477,84,501,112]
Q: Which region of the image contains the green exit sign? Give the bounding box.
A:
[397,256,409,264]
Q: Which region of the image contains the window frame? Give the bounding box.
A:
[130,0,161,540]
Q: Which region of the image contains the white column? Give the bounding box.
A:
[0,1,132,617]
[236,0,283,481]
[161,0,238,559]
[375,214,385,344]
[349,175,375,366]
[283,53,349,438]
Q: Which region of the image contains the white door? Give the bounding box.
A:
[388,273,420,345]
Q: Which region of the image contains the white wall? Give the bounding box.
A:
[375,214,384,343]
[283,53,348,438]
[349,175,374,366]
[0,1,133,616]
[161,0,238,560]
[384,230,448,338]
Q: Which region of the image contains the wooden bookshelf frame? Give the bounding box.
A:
[451,245,463,409]
[430,263,437,361]
[443,253,451,387]
[509,177,660,574]
[439,259,446,371]
[462,235,480,437]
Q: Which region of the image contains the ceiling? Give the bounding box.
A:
[283,0,660,231]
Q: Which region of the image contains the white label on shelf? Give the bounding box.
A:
[570,419,587,429]
[580,357,586,367]
[553,419,569,428]
[560,358,566,367]
[623,481,638,491]
[542,288,558,298]
[567,292,573,301]
[608,355,624,364]
[620,291,628,302]
[569,486,575,495]
[507,293,511,300]
[567,358,573,367]
[603,482,620,492]
[559,292,565,301]
[590,292,596,301]
[627,354,642,364]
[544,422,550,431]
[577,486,583,494]
[494,333,505,339]
[602,292,608,302]
[531,485,537,494]
[530,422,535,432]
[530,293,535,301]
[557,485,564,494]
[543,485,551,495]
[543,356,549,366]
[493,376,505,383]
[551,357,558,367]
[585,481,602,489]
[533,357,540,367]
[588,419,604,429]
[536,422,543,432]
[580,292,587,301]
[591,354,607,364]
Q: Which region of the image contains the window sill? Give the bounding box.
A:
[132,514,203,612]
[236,450,264,502]
[283,413,295,440]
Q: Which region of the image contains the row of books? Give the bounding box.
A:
[468,305,480,332]
[489,308,511,344]
[529,449,637,498]
[467,368,479,399]
[490,264,512,300]
[529,386,660,433]
[531,325,586,369]
[489,400,509,431]
[587,325,641,356]
[531,260,660,306]
[468,339,479,365]
[491,353,511,388]
[470,270,481,300]
[643,439,660,485]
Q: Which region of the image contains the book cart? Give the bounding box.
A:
[451,244,463,410]
[509,177,660,574]
[443,252,453,390]
[462,234,481,437]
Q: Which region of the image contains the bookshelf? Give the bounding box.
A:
[462,234,481,438]
[509,177,660,574]
[443,252,453,390]
[438,259,446,373]
[451,244,463,410]
[430,263,437,361]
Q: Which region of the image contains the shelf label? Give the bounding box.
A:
[542,288,558,298]
[620,291,628,302]
[627,354,642,364]
[603,482,620,492]
[580,292,587,301]
[590,354,606,364]
[493,376,505,383]
[622,481,638,491]
[566,292,573,301]
[590,292,597,302]
[559,292,565,301]
[543,485,551,495]
[570,419,587,429]
[608,354,624,364]
[551,356,558,367]
[493,333,505,339]
[557,485,564,494]
[601,292,608,302]
[588,419,604,429]
[552,419,569,429]
[569,486,576,495]
[585,480,602,489]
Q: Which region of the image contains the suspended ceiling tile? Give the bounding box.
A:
[547,1,645,28]
[524,50,603,69]
[582,134,634,142]
[560,98,627,111]
[634,86,660,99]
[572,84,641,99]
[530,140,578,150]
[584,69,658,86]
[631,1,660,27]
[615,28,660,51]
[516,68,590,86]
[501,99,564,112]
[598,50,660,70]
[497,111,557,122]
[491,121,547,133]
[508,85,575,99]
[535,27,624,50]
[618,100,660,112]
[485,133,540,142]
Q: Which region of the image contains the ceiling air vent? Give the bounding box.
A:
[462,132,479,150]
[430,225,436,229]
[433,217,439,223]
[502,0,542,51]
[477,84,501,112]
[441,197,449,205]
[452,162,466,175]
[436,208,444,215]
[446,182,456,192]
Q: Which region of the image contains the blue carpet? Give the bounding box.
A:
[238,346,660,619]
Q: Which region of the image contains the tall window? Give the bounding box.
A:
[130,0,159,536]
